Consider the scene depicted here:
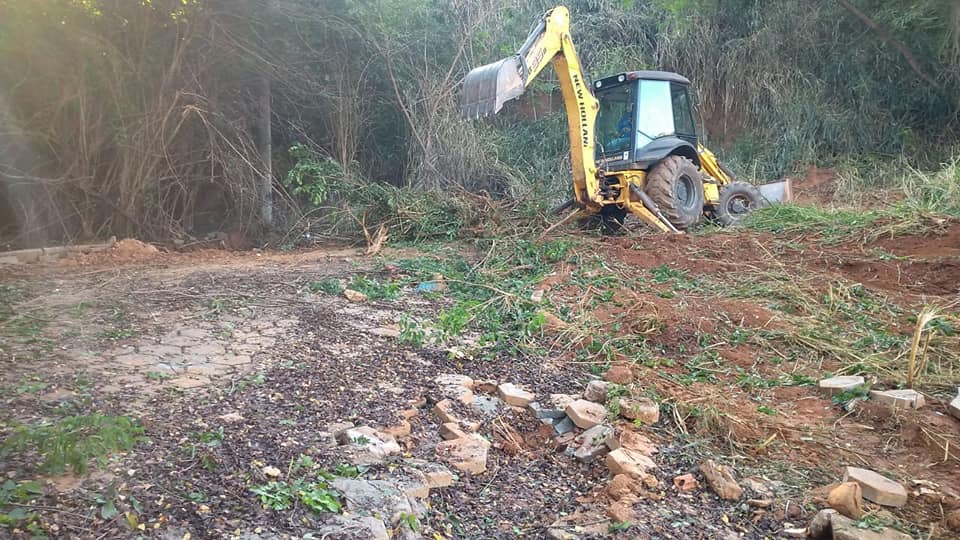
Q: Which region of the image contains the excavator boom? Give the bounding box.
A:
[461,7,602,204]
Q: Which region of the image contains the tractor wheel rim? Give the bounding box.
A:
[726,194,752,215]
[675,175,695,210]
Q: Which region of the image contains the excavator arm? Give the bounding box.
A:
[461,6,601,204]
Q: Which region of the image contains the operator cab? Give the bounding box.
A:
[593,71,698,170]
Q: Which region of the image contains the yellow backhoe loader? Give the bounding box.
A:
[461,6,790,232]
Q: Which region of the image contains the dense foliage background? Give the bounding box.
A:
[1,0,958,246]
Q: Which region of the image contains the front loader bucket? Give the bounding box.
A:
[757,179,793,204]
[461,57,526,119]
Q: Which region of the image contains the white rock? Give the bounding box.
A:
[583,380,609,403]
[498,383,535,407]
[819,376,865,396]
[843,466,908,508]
[565,399,607,429]
[950,389,960,420]
[869,389,925,409]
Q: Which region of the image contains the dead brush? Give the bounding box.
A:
[905,304,960,391]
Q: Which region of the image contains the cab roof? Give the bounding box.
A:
[594,71,691,89]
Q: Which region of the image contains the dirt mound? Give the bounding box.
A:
[876,222,960,258]
[833,258,960,295]
[65,238,161,266]
[791,166,837,205]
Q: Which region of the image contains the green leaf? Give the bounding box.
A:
[100,500,118,519]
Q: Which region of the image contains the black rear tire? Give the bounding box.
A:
[644,155,705,230]
[716,182,767,226]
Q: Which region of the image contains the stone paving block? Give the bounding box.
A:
[819,376,865,396]
[176,327,210,339]
[138,344,183,357]
[565,399,606,429]
[170,375,211,389]
[210,354,252,366]
[185,363,232,376]
[186,343,227,356]
[160,334,201,347]
[869,389,925,409]
[843,466,908,507]
[114,353,157,367]
[498,383,535,407]
[243,336,276,347]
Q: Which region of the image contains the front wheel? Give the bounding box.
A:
[644,155,705,230]
[716,182,767,226]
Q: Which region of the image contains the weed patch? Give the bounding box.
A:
[1,414,145,474]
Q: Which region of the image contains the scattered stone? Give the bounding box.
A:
[547,511,609,539]
[497,383,535,407]
[565,399,606,429]
[549,393,579,409]
[868,389,925,409]
[381,420,411,439]
[819,375,865,396]
[945,508,960,531]
[432,399,459,424]
[262,466,281,478]
[741,476,776,497]
[529,401,566,420]
[604,429,658,455]
[435,433,490,474]
[842,467,907,507]
[401,471,431,500]
[831,513,911,540]
[607,500,635,523]
[949,389,960,420]
[748,498,773,508]
[828,482,864,518]
[673,473,699,492]
[436,373,474,389]
[343,289,368,302]
[423,469,453,489]
[369,325,401,338]
[618,397,660,424]
[782,528,806,538]
[573,424,613,463]
[641,474,659,490]
[583,380,609,403]
[331,478,415,522]
[539,310,568,331]
[314,515,390,540]
[470,395,503,416]
[217,412,244,424]
[402,460,454,489]
[700,460,743,500]
[605,448,656,478]
[808,508,837,539]
[336,426,401,462]
[608,474,639,500]
[530,289,545,303]
[440,422,466,441]
[604,364,634,384]
[474,380,498,394]
[553,416,575,435]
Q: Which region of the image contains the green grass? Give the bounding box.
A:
[1,414,146,474]
[390,238,578,357]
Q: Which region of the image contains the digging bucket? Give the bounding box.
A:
[461,56,525,119]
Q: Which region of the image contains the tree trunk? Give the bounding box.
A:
[258,73,273,228]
